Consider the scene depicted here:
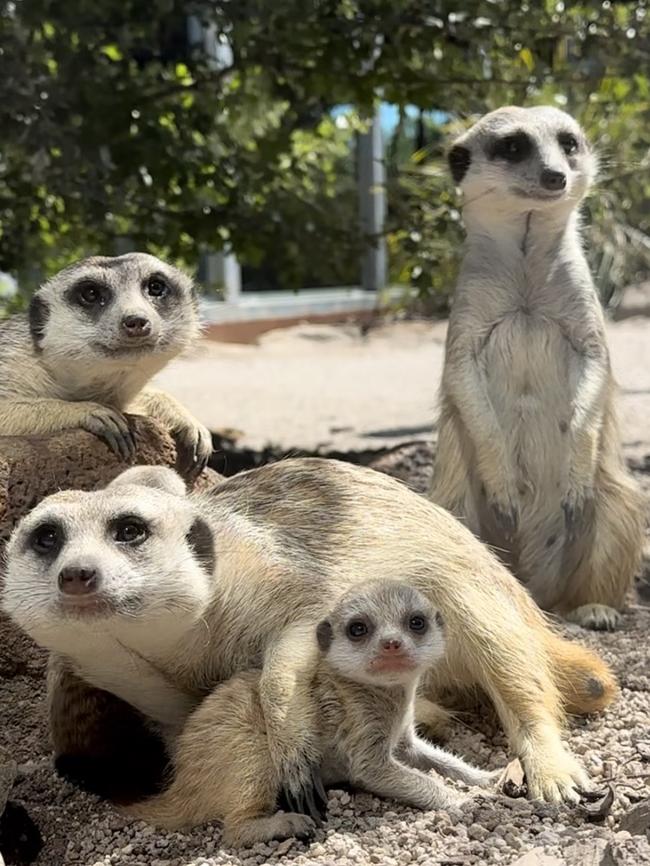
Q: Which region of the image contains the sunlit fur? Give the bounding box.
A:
[0,253,211,470]
[127,581,496,845]
[431,106,644,631]
[2,459,617,813]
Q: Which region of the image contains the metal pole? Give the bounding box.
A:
[358,106,387,292]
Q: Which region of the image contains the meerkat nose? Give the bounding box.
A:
[381,637,404,653]
[540,168,567,191]
[121,314,152,337]
[58,566,99,596]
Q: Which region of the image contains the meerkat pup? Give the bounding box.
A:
[0,253,212,475]
[430,106,644,631]
[126,581,496,846]
[2,459,616,811]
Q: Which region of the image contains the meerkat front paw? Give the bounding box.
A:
[79,404,137,461]
[565,604,621,632]
[481,476,519,542]
[172,417,213,479]
[523,751,589,805]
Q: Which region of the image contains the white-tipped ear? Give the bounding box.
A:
[108,465,187,497]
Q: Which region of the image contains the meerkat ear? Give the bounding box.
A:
[28,295,50,349]
[447,144,471,185]
[316,620,333,653]
[108,465,187,497]
[434,611,444,629]
[186,517,215,575]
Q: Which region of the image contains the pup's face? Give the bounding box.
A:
[2,467,214,652]
[317,581,445,688]
[448,106,597,214]
[29,253,200,363]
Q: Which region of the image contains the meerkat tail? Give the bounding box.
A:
[123,788,191,830]
[541,630,618,715]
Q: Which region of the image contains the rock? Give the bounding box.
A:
[499,759,527,799]
[619,798,650,835]
[564,839,617,865]
[510,849,564,865]
[0,803,43,865]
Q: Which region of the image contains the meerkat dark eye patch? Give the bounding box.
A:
[316,619,333,653]
[448,145,471,184]
[28,296,50,350]
[110,516,150,545]
[67,279,112,314]
[558,132,579,156]
[186,518,215,575]
[490,131,532,163]
[28,521,64,557]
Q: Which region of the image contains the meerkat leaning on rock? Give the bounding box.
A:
[126,581,498,846]
[430,105,645,631]
[0,252,212,475]
[2,460,616,809]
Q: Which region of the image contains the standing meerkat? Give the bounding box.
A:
[125,581,497,846]
[0,252,212,475]
[430,105,644,631]
[2,460,616,809]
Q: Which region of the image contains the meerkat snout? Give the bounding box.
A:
[318,580,445,687]
[121,313,152,339]
[448,105,597,212]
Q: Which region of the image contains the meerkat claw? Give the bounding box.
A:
[490,501,519,541]
[174,423,213,479]
[82,409,136,461]
[279,766,327,825]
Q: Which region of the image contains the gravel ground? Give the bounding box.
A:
[2,446,649,866]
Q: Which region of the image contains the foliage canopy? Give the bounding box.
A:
[1,0,649,306]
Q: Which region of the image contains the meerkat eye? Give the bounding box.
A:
[408,615,428,633]
[74,280,106,308]
[30,523,62,556]
[558,132,579,156]
[492,132,531,163]
[346,620,369,640]
[145,275,168,298]
[112,517,149,545]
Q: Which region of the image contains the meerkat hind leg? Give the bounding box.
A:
[561,467,644,631]
[399,735,498,789]
[354,758,462,812]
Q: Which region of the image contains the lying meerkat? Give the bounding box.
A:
[0,252,212,475]
[430,105,644,631]
[3,459,616,810]
[125,580,497,846]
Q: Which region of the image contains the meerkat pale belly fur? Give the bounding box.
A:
[3,460,616,809]
[430,106,644,631]
[127,581,498,846]
[0,252,212,474]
